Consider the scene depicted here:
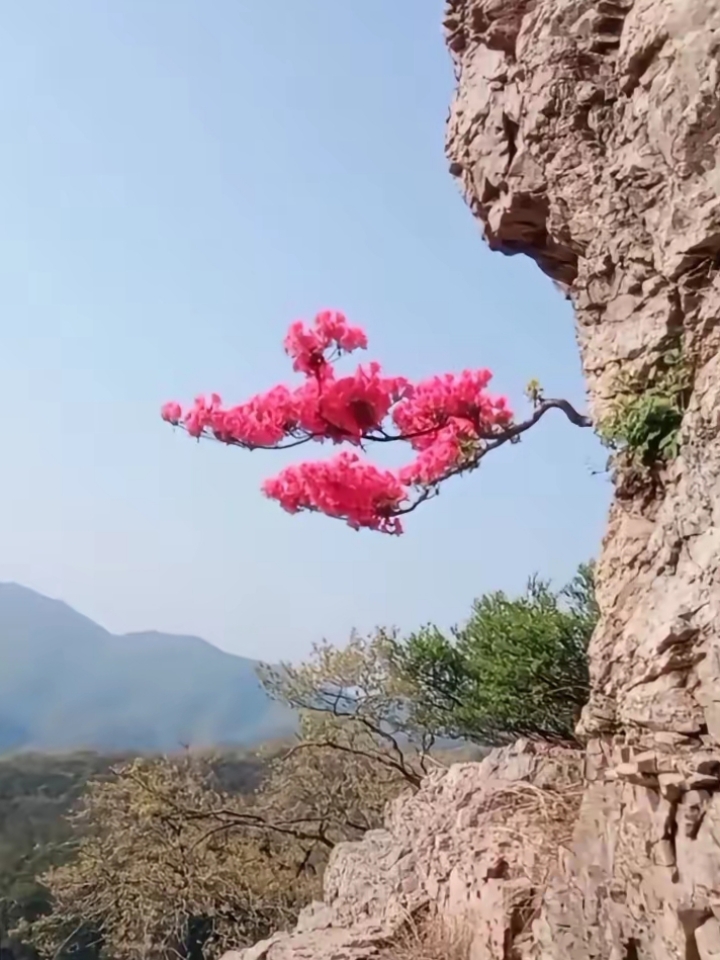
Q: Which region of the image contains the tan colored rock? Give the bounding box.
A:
[696,917,720,960]
[225,743,582,960]
[444,0,720,955]
[658,771,686,800]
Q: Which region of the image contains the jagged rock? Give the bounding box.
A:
[224,742,582,960]
[445,0,720,956]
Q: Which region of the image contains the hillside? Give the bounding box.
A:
[0,583,294,753]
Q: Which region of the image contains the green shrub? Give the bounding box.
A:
[598,350,690,468]
[391,565,597,745]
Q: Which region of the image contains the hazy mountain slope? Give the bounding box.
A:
[0,582,294,752]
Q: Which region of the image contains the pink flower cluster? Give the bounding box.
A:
[162,310,513,533]
[283,309,367,376]
[262,452,406,535]
[392,372,512,485]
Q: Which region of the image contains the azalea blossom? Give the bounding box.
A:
[160,309,557,534]
[262,452,407,534]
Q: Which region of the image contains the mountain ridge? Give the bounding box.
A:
[0,581,294,753]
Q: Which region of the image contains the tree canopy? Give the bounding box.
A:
[21,757,315,960]
[391,564,597,745]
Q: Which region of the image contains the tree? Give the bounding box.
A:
[0,752,132,960]
[0,751,272,960]
[260,632,436,790]
[22,758,315,960]
[390,564,597,745]
[257,711,409,847]
[161,310,591,533]
[24,736,415,960]
[23,568,597,960]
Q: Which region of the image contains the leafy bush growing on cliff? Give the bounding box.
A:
[261,566,597,756]
[598,349,690,468]
[390,564,597,745]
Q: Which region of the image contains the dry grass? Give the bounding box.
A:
[381,775,584,958]
[474,776,585,943]
[379,910,473,960]
[480,778,584,886]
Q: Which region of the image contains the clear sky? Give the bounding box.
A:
[0,1,610,661]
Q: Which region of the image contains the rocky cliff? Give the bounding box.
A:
[444,0,720,955]
[230,2,720,957]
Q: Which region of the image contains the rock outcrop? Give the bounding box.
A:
[230,3,720,958]
[228,742,582,960]
[445,0,720,955]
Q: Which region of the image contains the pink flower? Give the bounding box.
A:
[161,401,182,424]
[262,452,408,534]
[160,310,517,533]
[314,364,410,441]
[392,369,509,445]
[398,421,477,485]
[283,310,368,376]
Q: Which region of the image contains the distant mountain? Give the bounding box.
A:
[0,582,295,753]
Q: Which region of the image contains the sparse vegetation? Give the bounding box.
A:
[379,910,473,960]
[261,632,437,790]
[598,349,691,468]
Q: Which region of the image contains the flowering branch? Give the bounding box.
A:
[162,310,591,534]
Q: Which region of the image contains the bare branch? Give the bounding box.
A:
[178,395,590,455]
[279,737,422,788]
[391,398,591,518]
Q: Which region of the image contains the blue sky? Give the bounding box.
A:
[0,1,610,661]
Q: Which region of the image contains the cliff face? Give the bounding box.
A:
[445,0,720,955]
[230,4,720,959]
